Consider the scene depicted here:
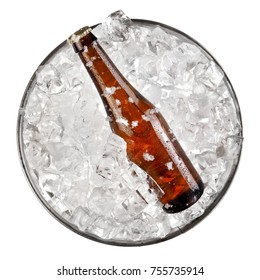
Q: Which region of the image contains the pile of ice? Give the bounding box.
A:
[21,11,242,244]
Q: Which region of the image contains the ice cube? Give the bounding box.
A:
[197,61,224,89]
[136,184,159,204]
[88,187,115,216]
[122,191,148,217]
[38,172,62,197]
[90,216,114,238]
[37,115,64,143]
[36,64,66,95]
[102,10,132,42]
[127,217,147,241]
[70,206,97,231]
[62,186,89,212]
[96,134,129,180]
[25,141,50,170]
[47,143,85,175]
[140,83,162,105]
[150,27,172,52]
[24,88,49,125]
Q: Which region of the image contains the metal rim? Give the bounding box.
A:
[17,19,243,247]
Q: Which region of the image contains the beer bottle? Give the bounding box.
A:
[69,27,204,213]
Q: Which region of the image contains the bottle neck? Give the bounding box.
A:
[77,33,142,103]
[71,29,153,137]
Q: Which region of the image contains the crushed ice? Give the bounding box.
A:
[21,11,242,243]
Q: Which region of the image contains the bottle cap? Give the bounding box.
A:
[68,26,95,52]
[68,26,92,43]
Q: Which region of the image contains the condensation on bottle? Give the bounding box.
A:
[68,27,204,213]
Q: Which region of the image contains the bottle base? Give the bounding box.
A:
[162,181,204,214]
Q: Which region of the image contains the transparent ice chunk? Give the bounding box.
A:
[24,88,49,125]
[90,216,114,238]
[196,61,224,89]
[46,142,85,176]
[96,134,129,180]
[102,10,132,42]
[38,172,62,197]
[136,185,158,205]
[88,187,115,216]
[122,191,148,217]
[128,217,149,241]
[25,141,50,170]
[36,64,67,95]
[176,202,204,223]
[37,115,64,143]
[150,27,173,53]
[112,204,132,223]
[62,184,88,212]
[70,206,97,231]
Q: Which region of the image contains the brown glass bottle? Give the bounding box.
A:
[69,27,204,213]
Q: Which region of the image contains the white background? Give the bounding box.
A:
[0,0,259,279]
